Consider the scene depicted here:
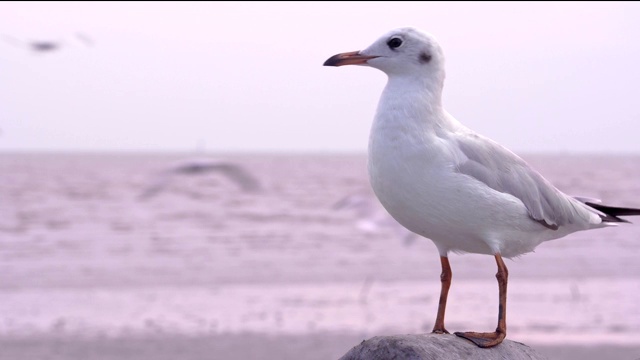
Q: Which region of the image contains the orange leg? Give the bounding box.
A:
[432,256,452,334]
[455,253,508,348]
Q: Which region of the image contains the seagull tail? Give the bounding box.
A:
[584,202,640,223]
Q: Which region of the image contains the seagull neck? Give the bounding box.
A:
[376,75,447,131]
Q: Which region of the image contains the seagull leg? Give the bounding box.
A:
[432,256,452,334]
[455,253,508,348]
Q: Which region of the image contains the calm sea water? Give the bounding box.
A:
[0,153,639,346]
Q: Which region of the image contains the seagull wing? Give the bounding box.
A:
[453,131,595,229]
[209,163,262,192]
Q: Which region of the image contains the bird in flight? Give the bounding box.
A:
[324,27,640,348]
[3,32,93,54]
[138,158,262,200]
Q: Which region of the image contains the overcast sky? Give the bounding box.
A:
[1,2,640,154]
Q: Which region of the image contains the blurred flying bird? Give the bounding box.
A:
[75,32,93,47]
[139,159,262,200]
[3,32,93,54]
[29,40,61,52]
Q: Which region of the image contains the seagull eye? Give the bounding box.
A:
[387,37,403,49]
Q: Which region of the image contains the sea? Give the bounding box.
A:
[0,152,639,359]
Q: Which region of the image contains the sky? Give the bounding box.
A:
[1,1,640,154]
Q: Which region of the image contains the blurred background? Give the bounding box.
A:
[1,2,639,359]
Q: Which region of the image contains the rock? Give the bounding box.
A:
[339,333,548,360]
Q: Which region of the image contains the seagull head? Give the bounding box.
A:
[324,27,445,80]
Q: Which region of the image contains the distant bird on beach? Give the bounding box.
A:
[324,27,640,348]
[139,159,262,200]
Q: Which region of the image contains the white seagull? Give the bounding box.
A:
[324,27,640,348]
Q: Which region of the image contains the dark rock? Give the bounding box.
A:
[339,333,548,360]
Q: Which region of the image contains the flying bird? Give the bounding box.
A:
[139,159,262,200]
[75,32,93,47]
[2,35,62,53]
[3,33,93,54]
[324,27,640,348]
[28,40,61,53]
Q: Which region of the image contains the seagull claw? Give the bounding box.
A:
[454,330,505,348]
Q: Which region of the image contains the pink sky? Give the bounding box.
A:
[1,2,639,153]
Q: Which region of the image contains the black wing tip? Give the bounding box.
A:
[585,201,640,223]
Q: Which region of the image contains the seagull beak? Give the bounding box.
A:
[323,51,378,67]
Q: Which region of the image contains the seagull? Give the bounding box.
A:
[3,33,93,54]
[139,158,262,200]
[75,32,93,47]
[2,35,61,53]
[28,40,61,53]
[324,27,640,348]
